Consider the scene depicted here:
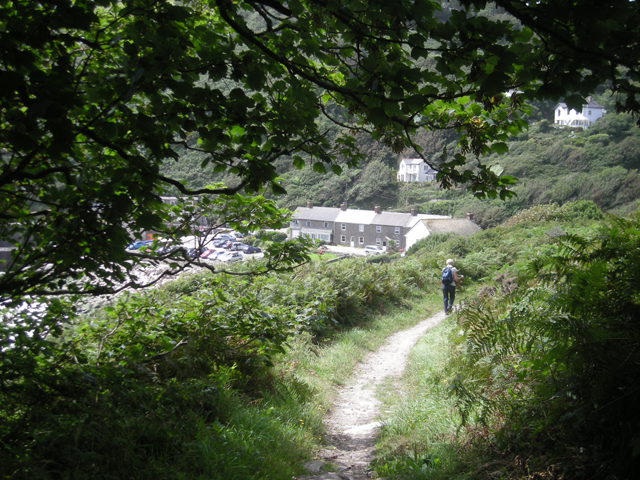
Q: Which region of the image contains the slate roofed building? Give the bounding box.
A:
[288,202,340,243]
[290,203,451,251]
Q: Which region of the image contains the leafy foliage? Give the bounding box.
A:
[439,211,640,478]
[6,0,640,299]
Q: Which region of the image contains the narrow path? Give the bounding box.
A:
[297,311,446,480]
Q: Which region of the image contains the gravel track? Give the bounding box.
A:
[297,311,446,480]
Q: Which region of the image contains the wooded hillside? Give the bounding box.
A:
[162,106,640,228]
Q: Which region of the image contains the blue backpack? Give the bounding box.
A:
[441,266,454,285]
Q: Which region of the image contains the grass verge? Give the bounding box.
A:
[372,312,470,480]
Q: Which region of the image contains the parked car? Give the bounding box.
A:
[216,233,236,241]
[186,247,206,259]
[218,251,243,263]
[229,242,247,251]
[242,245,262,254]
[208,249,227,261]
[199,248,215,259]
[126,240,153,250]
[364,245,384,255]
[158,245,188,256]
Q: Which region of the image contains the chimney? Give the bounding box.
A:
[466,212,473,221]
[307,202,313,209]
[411,208,417,216]
[374,205,381,214]
[340,203,347,211]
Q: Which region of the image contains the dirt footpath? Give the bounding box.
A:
[296,311,446,480]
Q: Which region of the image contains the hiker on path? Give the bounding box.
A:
[442,258,463,314]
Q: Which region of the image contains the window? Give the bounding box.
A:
[557,109,561,116]
[340,235,346,242]
[324,222,329,228]
[359,237,364,244]
[341,223,346,230]
[376,238,381,245]
[359,224,364,232]
[375,226,381,233]
[306,221,311,227]
[395,227,400,234]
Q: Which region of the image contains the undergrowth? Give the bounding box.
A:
[372,202,640,480]
[0,249,437,479]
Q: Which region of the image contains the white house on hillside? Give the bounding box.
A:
[554,97,606,129]
[397,158,437,182]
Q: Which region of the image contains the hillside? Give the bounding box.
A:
[161,106,640,229]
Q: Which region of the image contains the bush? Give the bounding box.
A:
[256,230,288,243]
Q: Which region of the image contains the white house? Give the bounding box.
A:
[397,158,437,182]
[405,214,481,251]
[554,97,606,129]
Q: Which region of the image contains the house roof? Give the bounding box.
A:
[406,214,451,228]
[555,98,605,110]
[420,218,482,236]
[292,205,452,228]
[292,206,341,222]
[402,158,423,165]
[335,209,377,224]
[373,212,413,227]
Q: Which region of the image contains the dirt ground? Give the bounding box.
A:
[296,311,446,480]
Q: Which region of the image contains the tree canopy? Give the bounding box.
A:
[2,0,639,299]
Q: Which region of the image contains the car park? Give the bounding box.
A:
[364,245,384,255]
[242,245,261,254]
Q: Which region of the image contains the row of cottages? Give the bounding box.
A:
[554,97,606,129]
[397,158,437,182]
[289,203,481,251]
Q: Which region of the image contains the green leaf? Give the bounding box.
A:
[312,162,327,174]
